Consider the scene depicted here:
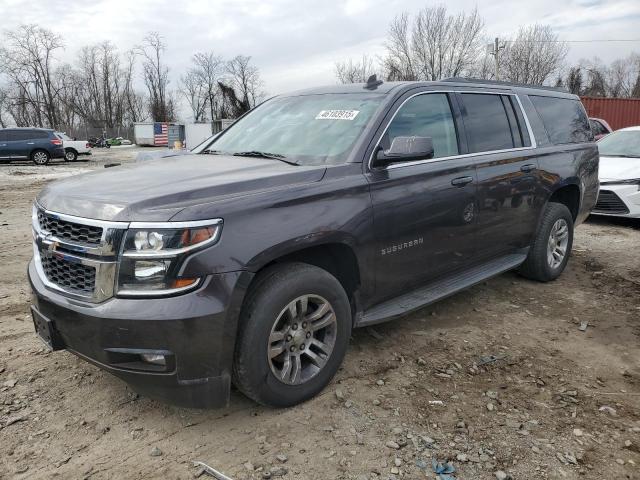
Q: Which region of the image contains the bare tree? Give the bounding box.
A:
[0,87,8,127]
[382,6,484,81]
[137,32,174,121]
[180,70,208,122]
[334,55,377,83]
[0,24,64,127]
[192,52,224,121]
[224,55,264,116]
[500,25,568,85]
[566,67,583,94]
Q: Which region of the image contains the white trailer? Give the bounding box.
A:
[185,123,213,150]
[134,123,155,146]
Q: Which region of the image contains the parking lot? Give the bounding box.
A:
[0,149,639,479]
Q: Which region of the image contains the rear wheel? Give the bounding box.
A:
[233,263,351,407]
[64,149,78,162]
[518,202,574,282]
[31,150,50,165]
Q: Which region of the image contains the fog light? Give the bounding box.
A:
[140,353,166,366]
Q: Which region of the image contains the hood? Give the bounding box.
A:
[599,156,640,182]
[37,155,326,221]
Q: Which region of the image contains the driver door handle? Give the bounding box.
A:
[451,176,474,187]
[520,163,536,172]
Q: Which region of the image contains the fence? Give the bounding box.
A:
[580,97,640,131]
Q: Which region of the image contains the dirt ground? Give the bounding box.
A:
[0,148,639,480]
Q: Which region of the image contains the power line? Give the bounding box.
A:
[503,39,640,43]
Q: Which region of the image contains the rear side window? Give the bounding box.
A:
[530,96,592,144]
[33,130,50,139]
[460,93,515,153]
[384,93,459,159]
[0,131,7,142]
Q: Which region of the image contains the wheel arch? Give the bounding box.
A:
[548,182,581,221]
[245,238,362,318]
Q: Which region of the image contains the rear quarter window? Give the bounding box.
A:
[530,96,592,145]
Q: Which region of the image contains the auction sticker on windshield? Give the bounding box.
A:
[315,110,360,120]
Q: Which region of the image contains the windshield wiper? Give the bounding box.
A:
[203,149,226,155]
[233,151,299,166]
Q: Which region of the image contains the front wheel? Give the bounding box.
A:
[518,202,574,282]
[233,263,351,407]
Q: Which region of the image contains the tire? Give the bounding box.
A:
[233,262,352,407]
[518,202,574,282]
[31,150,50,166]
[64,149,78,162]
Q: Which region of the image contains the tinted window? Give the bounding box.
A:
[461,94,515,153]
[530,96,591,144]
[0,131,7,142]
[383,93,458,159]
[7,130,39,141]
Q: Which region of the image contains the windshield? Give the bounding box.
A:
[193,93,385,165]
[598,130,640,158]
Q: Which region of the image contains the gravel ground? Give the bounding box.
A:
[0,150,639,479]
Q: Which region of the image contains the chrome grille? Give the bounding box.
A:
[593,190,629,215]
[37,210,103,245]
[41,252,96,294]
[33,204,128,302]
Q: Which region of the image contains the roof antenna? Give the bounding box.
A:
[364,74,383,90]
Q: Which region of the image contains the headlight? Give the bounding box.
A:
[117,219,222,296]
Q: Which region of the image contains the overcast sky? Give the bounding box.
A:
[2,0,640,114]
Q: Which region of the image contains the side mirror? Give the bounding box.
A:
[374,136,434,167]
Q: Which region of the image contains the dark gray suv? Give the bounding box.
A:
[28,78,599,408]
[0,128,65,165]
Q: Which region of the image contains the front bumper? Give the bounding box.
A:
[28,260,251,408]
[592,184,640,218]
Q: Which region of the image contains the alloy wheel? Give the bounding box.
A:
[268,294,337,385]
[547,218,569,269]
[33,151,48,165]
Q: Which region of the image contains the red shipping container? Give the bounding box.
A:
[580,97,640,131]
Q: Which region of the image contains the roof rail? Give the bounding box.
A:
[441,77,568,93]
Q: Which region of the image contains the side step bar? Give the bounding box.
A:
[356,252,527,327]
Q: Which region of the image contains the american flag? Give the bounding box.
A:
[154,123,168,146]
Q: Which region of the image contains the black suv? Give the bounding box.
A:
[28,78,599,408]
[0,127,65,165]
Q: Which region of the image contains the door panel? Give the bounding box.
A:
[6,130,32,159]
[367,159,478,300]
[473,152,542,259]
[457,92,542,259]
[0,131,8,159]
[365,92,478,303]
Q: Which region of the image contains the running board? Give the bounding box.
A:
[357,252,527,327]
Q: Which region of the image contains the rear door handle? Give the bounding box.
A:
[451,176,474,187]
[520,163,536,172]
[27,142,35,145]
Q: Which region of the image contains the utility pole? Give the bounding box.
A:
[489,37,505,81]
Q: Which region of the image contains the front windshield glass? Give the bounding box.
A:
[598,130,640,158]
[193,93,385,165]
